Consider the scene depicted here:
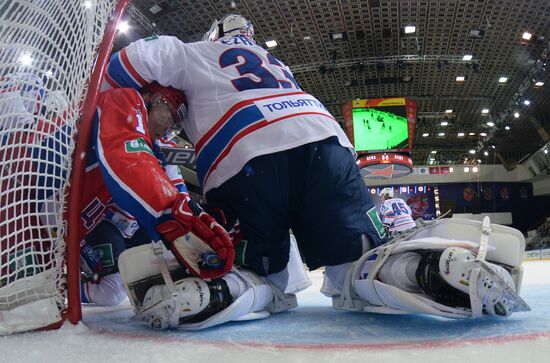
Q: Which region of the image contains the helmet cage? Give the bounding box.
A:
[149,94,187,141]
[202,14,254,42]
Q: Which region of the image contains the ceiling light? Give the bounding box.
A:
[472,166,479,173]
[83,0,92,8]
[303,36,312,41]
[148,4,162,14]
[455,76,465,82]
[464,167,470,173]
[441,121,448,126]
[522,32,532,40]
[422,133,429,137]
[544,149,549,154]
[535,81,545,87]
[431,150,437,154]
[481,108,489,114]
[403,25,416,34]
[484,151,489,156]
[462,55,473,61]
[505,125,511,130]
[19,53,33,65]
[514,112,520,118]
[486,121,495,127]
[490,144,496,149]
[330,32,348,41]
[265,39,278,48]
[458,132,465,137]
[469,149,476,154]
[480,132,487,136]
[468,29,485,38]
[523,100,531,105]
[117,20,130,33]
[438,132,445,137]
[445,109,453,113]
[498,76,508,83]
[469,132,476,136]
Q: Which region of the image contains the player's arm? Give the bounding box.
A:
[94,89,177,241]
[94,89,233,279]
[103,36,188,91]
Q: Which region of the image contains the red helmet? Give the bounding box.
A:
[141,82,187,139]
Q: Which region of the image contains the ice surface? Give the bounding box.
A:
[1,260,550,363]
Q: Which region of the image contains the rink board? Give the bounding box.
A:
[81,261,550,350]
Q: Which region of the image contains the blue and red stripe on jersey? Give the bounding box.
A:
[106,48,148,89]
[195,91,338,187]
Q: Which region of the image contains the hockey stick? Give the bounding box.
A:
[160,146,195,166]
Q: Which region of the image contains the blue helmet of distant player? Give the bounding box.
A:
[202,14,254,42]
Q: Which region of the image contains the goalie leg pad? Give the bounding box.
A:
[179,268,274,330]
[331,218,530,318]
[416,247,530,317]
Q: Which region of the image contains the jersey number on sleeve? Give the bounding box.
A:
[219,48,300,91]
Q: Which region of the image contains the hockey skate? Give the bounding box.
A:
[131,277,231,329]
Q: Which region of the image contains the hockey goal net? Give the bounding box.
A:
[0,0,128,334]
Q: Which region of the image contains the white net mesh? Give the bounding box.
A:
[0,0,120,334]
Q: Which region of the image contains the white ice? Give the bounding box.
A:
[1,260,550,363]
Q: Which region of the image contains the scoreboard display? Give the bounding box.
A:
[342,98,416,154]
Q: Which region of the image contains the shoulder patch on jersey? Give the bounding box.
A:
[143,35,159,41]
[366,206,387,238]
[124,137,154,156]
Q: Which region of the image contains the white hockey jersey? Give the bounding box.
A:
[103,35,354,193]
[379,197,416,232]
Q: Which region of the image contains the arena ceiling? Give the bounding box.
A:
[116,0,550,168]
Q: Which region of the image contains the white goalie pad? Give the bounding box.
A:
[179,268,273,330]
[411,218,525,267]
[333,217,529,319]
[118,243,182,310]
[119,242,296,330]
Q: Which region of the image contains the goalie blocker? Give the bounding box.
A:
[118,234,311,330]
[330,217,530,318]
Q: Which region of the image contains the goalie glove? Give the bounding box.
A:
[156,193,235,280]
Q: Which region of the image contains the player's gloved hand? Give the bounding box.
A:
[200,204,243,247]
[156,193,234,280]
[80,241,102,279]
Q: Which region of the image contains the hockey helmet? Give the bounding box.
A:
[202,14,254,42]
[141,82,187,140]
[379,187,394,198]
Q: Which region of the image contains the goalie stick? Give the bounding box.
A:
[161,146,196,167]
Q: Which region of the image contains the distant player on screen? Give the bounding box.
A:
[378,187,416,233]
[104,14,528,329]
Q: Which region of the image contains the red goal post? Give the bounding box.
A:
[0,0,129,334]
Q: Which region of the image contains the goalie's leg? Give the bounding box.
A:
[135,268,279,330]
[119,242,305,330]
[329,219,530,318]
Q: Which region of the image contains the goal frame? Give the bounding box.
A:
[63,0,130,327]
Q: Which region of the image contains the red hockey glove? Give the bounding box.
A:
[156,194,234,280]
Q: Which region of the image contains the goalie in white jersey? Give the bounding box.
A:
[106,14,529,330]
